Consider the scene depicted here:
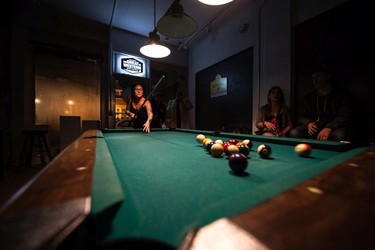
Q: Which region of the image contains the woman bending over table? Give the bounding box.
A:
[125,83,153,133]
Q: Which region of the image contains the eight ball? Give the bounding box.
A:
[228,153,248,174]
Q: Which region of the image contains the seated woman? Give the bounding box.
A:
[255,86,293,137]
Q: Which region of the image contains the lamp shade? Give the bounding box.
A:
[140,30,170,58]
[157,1,197,39]
[198,0,234,5]
[140,43,171,58]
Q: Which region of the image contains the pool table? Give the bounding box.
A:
[0,128,374,249]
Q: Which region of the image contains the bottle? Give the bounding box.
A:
[314,116,321,129]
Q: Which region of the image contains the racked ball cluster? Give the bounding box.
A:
[196,134,313,175]
[196,134,252,175]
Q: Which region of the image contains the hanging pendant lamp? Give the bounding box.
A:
[198,0,234,5]
[140,28,171,58]
[157,0,197,39]
[140,0,170,58]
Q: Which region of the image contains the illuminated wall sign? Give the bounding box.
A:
[113,52,149,78]
[210,74,228,98]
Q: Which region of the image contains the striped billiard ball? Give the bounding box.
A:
[257,144,272,158]
[294,143,312,157]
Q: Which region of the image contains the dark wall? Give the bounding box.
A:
[0,0,11,176]
[0,0,11,130]
[294,0,375,142]
[196,48,253,133]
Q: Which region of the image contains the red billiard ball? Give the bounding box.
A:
[238,144,250,157]
[257,144,272,158]
[228,153,248,174]
[223,142,232,154]
[229,139,238,145]
[294,143,312,157]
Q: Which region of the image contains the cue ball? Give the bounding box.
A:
[228,153,248,174]
[294,143,312,157]
[257,144,272,158]
[211,143,224,157]
[196,134,205,144]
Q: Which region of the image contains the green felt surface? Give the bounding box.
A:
[91,131,124,214]
[94,129,365,248]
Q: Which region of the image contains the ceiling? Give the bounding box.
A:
[36,0,255,48]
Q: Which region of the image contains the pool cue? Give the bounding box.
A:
[144,75,166,103]
[129,75,165,124]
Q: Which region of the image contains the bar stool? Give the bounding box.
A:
[18,129,52,169]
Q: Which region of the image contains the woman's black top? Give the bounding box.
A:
[129,101,148,128]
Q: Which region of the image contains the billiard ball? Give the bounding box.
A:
[196,134,205,144]
[238,144,250,157]
[211,143,224,157]
[242,139,253,150]
[215,139,224,145]
[229,139,238,145]
[203,138,213,148]
[223,142,232,154]
[294,143,312,157]
[226,144,239,156]
[228,153,248,174]
[242,139,250,145]
[206,141,215,153]
[257,144,272,158]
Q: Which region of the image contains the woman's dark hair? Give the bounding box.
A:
[130,82,143,99]
[267,86,285,105]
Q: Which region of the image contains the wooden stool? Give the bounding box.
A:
[18,129,52,168]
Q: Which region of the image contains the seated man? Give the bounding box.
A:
[289,68,354,141]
